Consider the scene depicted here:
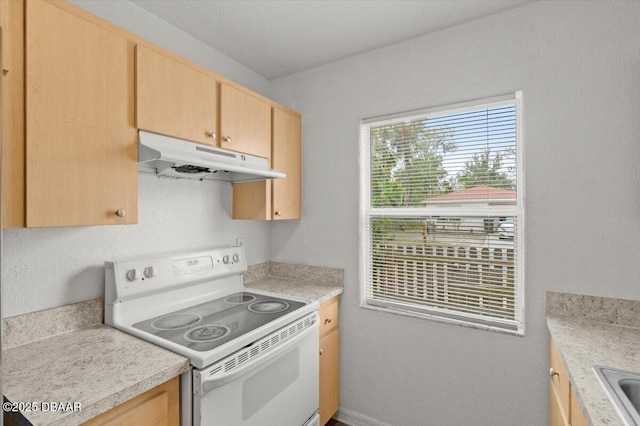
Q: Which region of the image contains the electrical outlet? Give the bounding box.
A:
[236,238,244,247]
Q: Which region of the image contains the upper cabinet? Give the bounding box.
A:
[272,108,301,220]
[1,0,25,228]
[232,108,301,220]
[25,0,138,227]
[219,84,271,159]
[136,45,218,145]
[1,0,301,228]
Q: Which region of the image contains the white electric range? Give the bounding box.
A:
[105,246,320,426]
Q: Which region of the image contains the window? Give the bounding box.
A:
[359,93,523,334]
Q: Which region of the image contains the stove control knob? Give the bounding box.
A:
[126,269,141,281]
[233,253,240,263]
[144,266,157,278]
[223,255,230,264]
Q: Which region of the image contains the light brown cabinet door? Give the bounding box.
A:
[219,83,271,159]
[232,107,301,220]
[320,327,340,426]
[232,181,271,220]
[82,377,179,426]
[550,340,570,409]
[550,387,566,426]
[136,44,217,145]
[25,0,137,227]
[272,108,301,220]
[570,386,588,426]
[0,0,25,228]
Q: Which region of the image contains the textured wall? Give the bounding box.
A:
[3,176,270,317]
[3,1,273,317]
[269,1,640,425]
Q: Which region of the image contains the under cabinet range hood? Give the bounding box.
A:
[138,131,285,182]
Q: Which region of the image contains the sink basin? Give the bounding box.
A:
[594,365,640,425]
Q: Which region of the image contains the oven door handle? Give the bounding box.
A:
[198,320,319,394]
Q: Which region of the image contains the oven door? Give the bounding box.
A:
[193,315,319,426]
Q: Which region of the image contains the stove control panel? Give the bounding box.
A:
[172,256,214,276]
[106,246,247,304]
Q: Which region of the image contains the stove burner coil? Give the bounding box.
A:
[172,165,210,174]
[248,300,290,314]
[184,324,230,342]
[150,313,202,330]
[224,293,256,304]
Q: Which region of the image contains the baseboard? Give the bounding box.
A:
[333,408,393,426]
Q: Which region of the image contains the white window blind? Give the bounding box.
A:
[360,93,524,334]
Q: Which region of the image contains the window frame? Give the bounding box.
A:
[359,92,525,335]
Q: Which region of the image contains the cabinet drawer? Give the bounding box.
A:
[319,298,339,336]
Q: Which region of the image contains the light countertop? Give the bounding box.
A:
[3,260,343,425]
[245,276,343,304]
[2,324,190,426]
[546,291,640,426]
[243,261,344,304]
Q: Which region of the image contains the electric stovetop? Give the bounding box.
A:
[133,291,305,352]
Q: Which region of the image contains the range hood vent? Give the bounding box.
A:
[138,131,285,182]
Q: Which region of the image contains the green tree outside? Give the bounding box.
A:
[371,121,455,207]
[456,148,516,190]
[369,120,515,245]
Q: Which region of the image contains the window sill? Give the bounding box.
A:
[359,302,524,337]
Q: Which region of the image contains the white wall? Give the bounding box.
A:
[269,1,640,425]
[2,1,273,317]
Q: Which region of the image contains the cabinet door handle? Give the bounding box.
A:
[549,368,559,377]
[319,349,323,356]
[223,136,232,144]
[208,131,217,140]
[275,211,282,216]
[324,318,332,324]
[115,209,126,218]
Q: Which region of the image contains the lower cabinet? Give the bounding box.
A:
[319,297,340,425]
[82,377,179,426]
[550,339,587,426]
[570,387,588,426]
